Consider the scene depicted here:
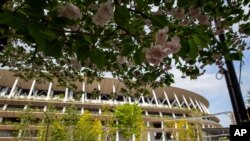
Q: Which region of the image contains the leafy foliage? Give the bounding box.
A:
[15,108,36,141]
[0,0,249,93]
[114,104,145,141]
[73,111,103,141]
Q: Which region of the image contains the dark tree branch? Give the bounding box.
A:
[127,8,151,20]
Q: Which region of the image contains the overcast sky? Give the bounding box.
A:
[170,50,250,127]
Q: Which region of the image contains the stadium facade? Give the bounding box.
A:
[0,70,221,141]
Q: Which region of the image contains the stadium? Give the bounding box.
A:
[0,70,221,141]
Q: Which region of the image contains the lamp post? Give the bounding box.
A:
[218,33,249,125]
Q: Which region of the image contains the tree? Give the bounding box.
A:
[114,104,145,141]
[0,0,248,94]
[73,111,103,141]
[189,110,203,141]
[37,105,57,141]
[50,119,67,141]
[175,119,196,141]
[101,105,116,141]
[62,105,80,141]
[15,108,36,141]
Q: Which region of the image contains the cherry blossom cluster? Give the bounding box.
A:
[168,7,210,27]
[57,3,82,20]
[92,0,114,27]
[146,27,181,65]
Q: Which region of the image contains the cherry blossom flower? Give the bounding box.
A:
[155,28,168,45]
[92,0,113,27]
[171,36,180,43]
[198,15,209,25]
[89,3,98,10]
[127,61,134,68]
[67,25,80,31]
[162,36,181,53]
[170,8,185,19]
[116,55,127,64]
[57,3,82,20]
[189,7,201,19]
[146,57,161,65]
[145,45,165,65]
[178,20,190,26]
[175,8,185,19]
[71,58,82,70]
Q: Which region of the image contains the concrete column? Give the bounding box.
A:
[174,93,182,109]
[24,105,28,110]
[200,103,209,114]
[98,83,101,102]
[152,90,159,106]
[147,121,151,141]
[3,104,7,110]
[182,95,191,110]
[195,99,203,112]
[128,96,132,104]
[116,121,119,141]
[132,134,135,141]
[141,95,146,104]
[164,91,172,108]
[81,93,85,103]
[44,106,47,112]
[46,82,53,100]
[189,97,197,109]
[82,82,85,92]
[159,112,163,117]
[8,77,19,98]
[28,80,36,99]
[64,88,68,102]
[161,121,165,141]
[62,107,66,113]
[81,108,84,114]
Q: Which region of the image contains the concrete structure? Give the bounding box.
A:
[0,70,221,141]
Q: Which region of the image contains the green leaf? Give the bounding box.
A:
[121,45,134,56]
[194,29,210,43]
[41,29,57,42]
[83,35,92,44]
[73,40,90,61]
[177,0,192,8]
[229,52,243,60]
[135,1,144,10]
[151,15,168,27]
[26,0,47,10]
[188,38,198,60]
[27,24,45,50]
[0,13,23,29]
[90,49,105,69]
[178,39,189,58]
[43,40,62,58]
[192,35,207,48]
[133,49,144,65]
[114,6,130,26]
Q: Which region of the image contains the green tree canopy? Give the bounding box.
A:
[114,104,145,140]
[74,111,102,141]
[0,0,249,93]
